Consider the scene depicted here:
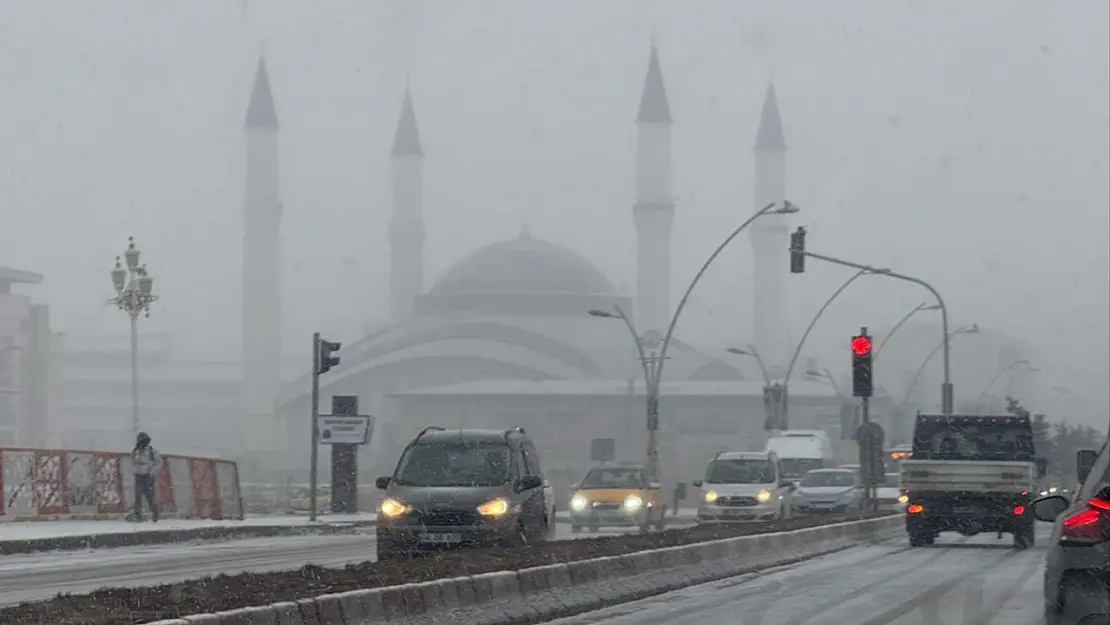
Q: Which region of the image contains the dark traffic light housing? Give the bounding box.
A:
[317,337,342,375]
[789,226,806,274]
[851,330,873,398]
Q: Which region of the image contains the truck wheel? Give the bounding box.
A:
[908,525,934,547]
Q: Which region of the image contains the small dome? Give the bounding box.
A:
[430,234,615,296]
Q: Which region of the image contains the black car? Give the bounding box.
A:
[374,426,556,560]
[1032,440,1110,625]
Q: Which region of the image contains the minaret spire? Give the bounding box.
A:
[754,82,786,151]
[637,40,672,124]
[389,84,426,321]
[245,56,279,129]
[632,40,675,335]
[391,82,422,156]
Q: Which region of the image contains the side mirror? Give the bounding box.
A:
[692,480,703,488]
[647,482,661,490]
[1035,457,1048,479]
[1031,495,1071,523]
[375,476,391,490]
[519,475,543,491]
[1076,449,1098,484]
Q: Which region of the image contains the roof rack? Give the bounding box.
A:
[415,426,445,442]
[503,427,526,443]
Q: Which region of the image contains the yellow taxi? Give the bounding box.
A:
[567,464,666,533]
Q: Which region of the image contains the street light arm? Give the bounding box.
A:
[874,302,928,362]
[657,202,779,383]
[784,268,869,384]
[612,303,654,390]
[900,339,946,407]
[974,361,1031,408]
[749,348,772,387]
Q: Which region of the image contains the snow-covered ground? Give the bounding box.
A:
[0,512,378,542]
[0,523,637,606]
[547,526,1055,625]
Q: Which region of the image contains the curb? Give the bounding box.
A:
[142,514,903,625]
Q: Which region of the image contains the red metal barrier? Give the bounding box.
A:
[0,447,243,521]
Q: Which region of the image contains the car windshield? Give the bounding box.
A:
[778,458,825,479]
[800,471,857,488]
[579,468,645,489]
[705,459,774,484]
[393,442,512,487]
[912,419,1035,461]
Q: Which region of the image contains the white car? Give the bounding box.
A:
[694,451,795,523]
[876,472,907,512]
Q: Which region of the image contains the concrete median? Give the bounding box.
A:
[142,514,902,625]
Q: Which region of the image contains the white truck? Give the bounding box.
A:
[901,413,1046,549]
[765,430,836,483]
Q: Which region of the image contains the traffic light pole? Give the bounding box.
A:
[790,247,954,415]
[860,394,873,514]
[309,332,321,523]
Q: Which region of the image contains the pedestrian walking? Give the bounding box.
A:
[131,431,161,522]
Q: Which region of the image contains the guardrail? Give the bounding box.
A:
[144,514,903,625]
[0,447,243,521]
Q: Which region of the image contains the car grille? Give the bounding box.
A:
[717,496,758,507]
[591,502,622,511]
[417,510,479,527]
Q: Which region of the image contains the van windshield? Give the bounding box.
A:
[579,468,645,489]
[393,442,512,487]
[705,459,774,484]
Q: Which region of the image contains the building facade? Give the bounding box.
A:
[0,266,55,447]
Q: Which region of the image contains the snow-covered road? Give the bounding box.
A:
[546,526,1055,625]
[0,524,640,606]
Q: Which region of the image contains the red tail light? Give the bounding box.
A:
[1060,497,1110,545]
[1013,505,1025,516]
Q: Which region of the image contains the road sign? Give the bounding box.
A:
[317,415,373,445]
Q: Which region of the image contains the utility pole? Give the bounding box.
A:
[309,332,320,522]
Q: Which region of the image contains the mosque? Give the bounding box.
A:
[237,45,842,487]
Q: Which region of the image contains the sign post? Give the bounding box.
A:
[326,395,372,514]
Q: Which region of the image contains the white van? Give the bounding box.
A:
[765,430,836,482]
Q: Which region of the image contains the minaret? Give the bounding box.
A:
[749,82,789,372]
[632,42,674,334]
[389,85,424,321]
[242,57,282,451]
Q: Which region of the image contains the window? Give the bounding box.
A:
[778,458,825,479]
[579,468,645,489]
[393,442,513,487]
[800,471,857,488]
[705,459,774,484]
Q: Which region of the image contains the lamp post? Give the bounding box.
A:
[873,303,942,362]
[974,360,1036,409]
[725,346,771,387]
[804,366,845,398]
[899,324,980,408]
[590,200,800,483]
[109,237,158,437]
[773,267,886,429]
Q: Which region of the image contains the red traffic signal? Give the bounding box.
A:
[851,335,872,356]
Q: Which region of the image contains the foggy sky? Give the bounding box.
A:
[1,1,1107,422]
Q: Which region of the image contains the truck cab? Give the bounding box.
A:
[765,430,836,484]
[901,413,1046,549]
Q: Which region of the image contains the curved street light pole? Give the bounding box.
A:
[726,346,771,387]
[873,302,942,362]
[900,325,979,408]
[590,200,799,482]
[974,360,1032,409]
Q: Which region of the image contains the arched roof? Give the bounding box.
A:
[429,233,616,296]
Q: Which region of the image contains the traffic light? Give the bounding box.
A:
[317,337,342,375]
[789,226,806,274]
[851,332,873,398]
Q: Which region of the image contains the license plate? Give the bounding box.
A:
[951,507,975,514]
[419,532,461,544]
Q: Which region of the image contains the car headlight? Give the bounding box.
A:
[379,498,410,518]
[477,498,511,517]
[570,494,588,511]
[756,490,772,503]
[897,494,909,504]
[704,490,718,503]
[623,494,643,511]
